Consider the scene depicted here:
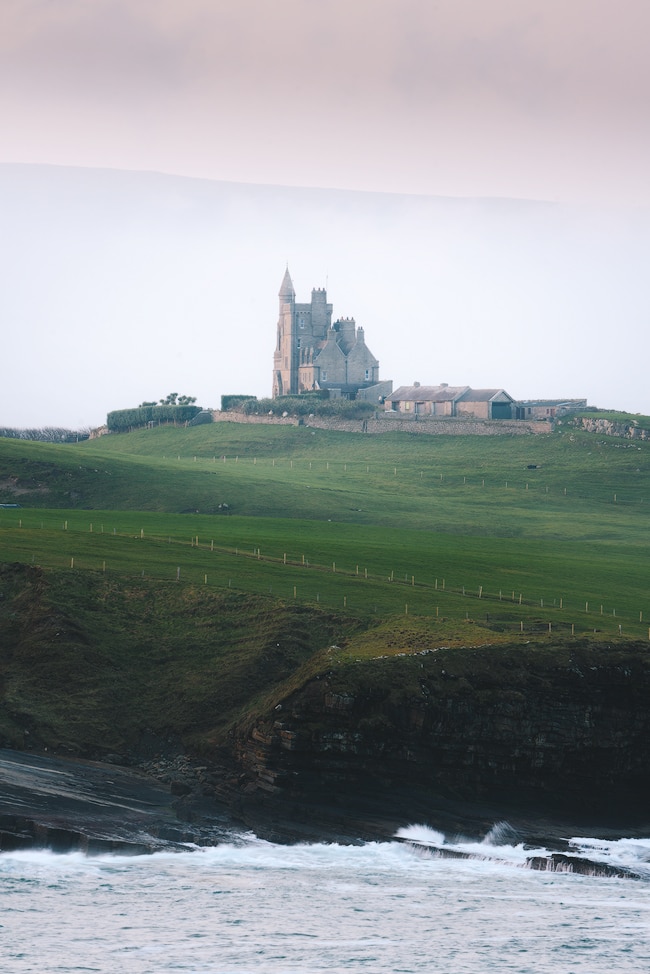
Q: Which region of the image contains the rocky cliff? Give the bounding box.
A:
[234,641,650,837]
[2,561,650,846]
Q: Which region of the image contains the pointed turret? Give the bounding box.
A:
[279,267,295,301]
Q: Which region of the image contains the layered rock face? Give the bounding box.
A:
[237,642,650,830]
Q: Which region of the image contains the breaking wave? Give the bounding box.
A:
[395,822,650,878]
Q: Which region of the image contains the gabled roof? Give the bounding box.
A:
[386,385,469,403]
[457,388,514,403]
[386,385,515,404]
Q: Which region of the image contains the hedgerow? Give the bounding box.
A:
[107,405,202,432]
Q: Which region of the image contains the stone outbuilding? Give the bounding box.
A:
[385,384,516,419]
[515,399,587,420]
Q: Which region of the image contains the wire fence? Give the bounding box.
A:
[2,516,648,640]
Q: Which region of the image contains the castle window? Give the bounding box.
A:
[322,370,328,381]
[299,318,305,329]
[364,369,370,380]
[297,338,301,349]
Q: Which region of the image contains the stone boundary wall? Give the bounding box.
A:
[212,411,550,436]
[212,411,298,427]
[572,417,650,441]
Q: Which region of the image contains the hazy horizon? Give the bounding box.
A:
[1,163,648,429]
[1,2,648,428]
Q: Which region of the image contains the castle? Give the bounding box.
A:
[272,269,391,400]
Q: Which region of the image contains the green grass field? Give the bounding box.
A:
[1,422,649,640]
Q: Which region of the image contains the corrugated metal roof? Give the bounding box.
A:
[518,399,587,407]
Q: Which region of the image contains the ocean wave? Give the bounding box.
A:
[394,822,650,879]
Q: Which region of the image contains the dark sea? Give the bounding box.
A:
[2,824,649,973]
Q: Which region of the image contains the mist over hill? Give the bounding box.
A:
[1,163,648,429]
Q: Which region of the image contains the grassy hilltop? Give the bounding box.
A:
[0,420,649,768]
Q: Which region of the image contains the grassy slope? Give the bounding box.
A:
[0,422,649,759]
[1,423,648,633]
[0,562,358,756]
[2,423,649,522]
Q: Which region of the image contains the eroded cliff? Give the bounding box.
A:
[235,641,650,834]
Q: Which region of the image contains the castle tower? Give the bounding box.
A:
[273,268,333,397]
[272,268,386,400]
[273,268,296,397]
[278,267,295,304]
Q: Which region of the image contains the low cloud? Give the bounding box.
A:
[0,1,648,202]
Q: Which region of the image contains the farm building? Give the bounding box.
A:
[385,384,516,419]
[515,399,588,420]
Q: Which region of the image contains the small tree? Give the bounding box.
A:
[157,393,196,406]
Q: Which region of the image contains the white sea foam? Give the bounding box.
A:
[394,822,550,866]
[1,829,650,973]
[394,821,650,876]
[394,823,446,846]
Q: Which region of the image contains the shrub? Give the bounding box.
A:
[107,405,201,432]
[221,395,257,412]
[219,392,375,421]
[0,427,89,442]
[236,395,375,420]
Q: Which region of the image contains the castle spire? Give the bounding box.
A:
[279,266,295,300]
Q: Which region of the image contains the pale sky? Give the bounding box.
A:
[1,0,649,204]
[1,1,649,429]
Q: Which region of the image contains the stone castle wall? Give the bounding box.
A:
[212,410,550,436]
